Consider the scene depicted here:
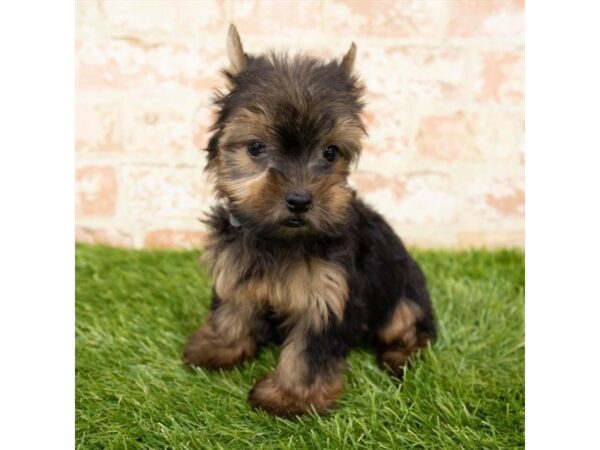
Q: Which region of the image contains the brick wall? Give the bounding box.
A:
[76,0,524,249]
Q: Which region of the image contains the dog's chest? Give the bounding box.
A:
[203,240,348,328]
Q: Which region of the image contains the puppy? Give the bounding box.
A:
[184,25,436,417]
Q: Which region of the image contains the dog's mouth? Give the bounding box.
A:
[282,217,305,228]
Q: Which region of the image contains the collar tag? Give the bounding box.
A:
[229,213,241,228]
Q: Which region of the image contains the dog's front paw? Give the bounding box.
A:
[183,324,256,369]
[248,374,344,417]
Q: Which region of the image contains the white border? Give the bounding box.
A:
[0,2,74,448]
[526,1,600,448]
[2,1,600,448]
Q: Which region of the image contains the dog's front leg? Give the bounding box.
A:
[248,318,347,417]
[184,293,258,370]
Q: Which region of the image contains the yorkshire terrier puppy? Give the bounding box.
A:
[184,25,436,417]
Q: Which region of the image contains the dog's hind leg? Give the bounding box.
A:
[376,298,435,378]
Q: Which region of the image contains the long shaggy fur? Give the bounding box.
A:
[183,25,436,417]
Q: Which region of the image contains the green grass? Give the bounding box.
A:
[76,244,524,449]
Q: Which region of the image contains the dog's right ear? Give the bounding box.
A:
[226,24,246,74]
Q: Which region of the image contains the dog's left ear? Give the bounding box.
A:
[227,24,246,74]
[341,42,357,74]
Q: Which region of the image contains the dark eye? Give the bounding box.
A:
[323,145,338,163]
[247,140,266,157]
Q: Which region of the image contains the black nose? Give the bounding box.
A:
[285,191,312,213]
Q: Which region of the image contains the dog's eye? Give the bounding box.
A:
[323,145,338,163]
[247,140,266,157]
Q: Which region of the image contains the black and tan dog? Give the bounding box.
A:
[184,25,436,417]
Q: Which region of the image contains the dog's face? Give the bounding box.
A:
[206,26,365,238]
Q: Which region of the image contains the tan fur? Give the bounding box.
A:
[275,322,309,390]
[249,324,345,417]
[248,372,344,417]
[186,25,438,417]
[274,322,345,397]
[378,336,431,378]
[378,299,424,347]
[202,246,348,332]
[226,24,246,73]
[209,104,361,236]
[309,176,354,230]
[324,116,365,162]
[220,108,363,166]
[214,109,286,221]
[183,302,256,369]
[376,299,431,377]
[217,171,271,210]
[220,108,273,148]
[211,301,254,345]
[341,42,357,74]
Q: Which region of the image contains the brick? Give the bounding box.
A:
[360,103,411,165]
[415,111,523,162]
[351,172,406,200]
[77,39,223,92]
[389,173,463,226]
[476,51,524,103]
[457,230,524,249]
[415,112,479,161]
[74,1,524,250]
[76,226,133,248]
[232,1,327,38]
[121,95,203,156]
[320,1,447,38]
[447,0,524,38]
[77,0,226,37]
[76,97,124,154]
[122,167,211,224]
[76,166,117,217]
[472,111,524,162]
[486,188,524,216]
[193,97,220,152]
[467,175,524,219]
[230,1,445,41]
[144,229,207,249]
[361,45,466,101]
[352,172,462,227]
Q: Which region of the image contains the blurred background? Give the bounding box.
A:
[76,0,524,249]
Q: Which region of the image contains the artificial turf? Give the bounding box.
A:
[75,244,524,449]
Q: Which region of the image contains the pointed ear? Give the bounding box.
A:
[226,24,246,73]
[341,42,357,74]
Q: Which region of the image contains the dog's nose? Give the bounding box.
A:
[285,191,312,213]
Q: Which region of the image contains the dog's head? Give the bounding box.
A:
[206,25,365,238]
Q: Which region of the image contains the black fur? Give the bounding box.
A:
[203,199,436,360]
[183,27,436,416]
